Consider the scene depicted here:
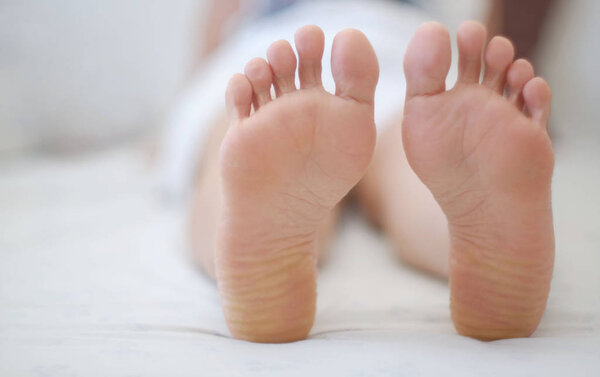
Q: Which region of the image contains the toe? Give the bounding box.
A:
[523,77,552,125]
[267,40,297,96]
[482,36,515,93]
[506,59,535,109]
[331,28,379,104]
[404,22,451,100]
[456,21,487,85]
[294,25,325,89]
[226,73,253,122]
[244,58,273,110]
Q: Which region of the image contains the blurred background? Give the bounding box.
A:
[1,0,598,160]
[0,0,198,156]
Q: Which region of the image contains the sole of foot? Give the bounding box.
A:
[216,25,379,342]
[402,21,555,340]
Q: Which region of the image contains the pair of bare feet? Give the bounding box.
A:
[215,21,554,342]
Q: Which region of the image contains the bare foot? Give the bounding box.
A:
[402,21,554,340]
[217,25,378,342]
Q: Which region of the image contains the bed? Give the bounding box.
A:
[0,136,598,376]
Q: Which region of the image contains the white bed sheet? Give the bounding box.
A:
[1,139,599,376]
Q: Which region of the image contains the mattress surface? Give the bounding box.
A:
[1,139,599,376]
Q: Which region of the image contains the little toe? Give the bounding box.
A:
[294,25,325,89]
[523,77,552,125]
[267,40,297,96]
[482,36,515,93]
[506,59,535,109]
[456,21,487,85]
[404,22,451,100]
[331,28,379,104]
[244,58,273,110]
[226,73,253,122]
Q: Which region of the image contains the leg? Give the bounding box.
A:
[191,25,379,343]
[358,119,450,279]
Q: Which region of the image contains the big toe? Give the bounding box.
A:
[331,28,379,104]
[404,22,451,100]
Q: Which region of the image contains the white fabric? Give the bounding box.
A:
[1,138,599,376]
[157,0,431,200]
